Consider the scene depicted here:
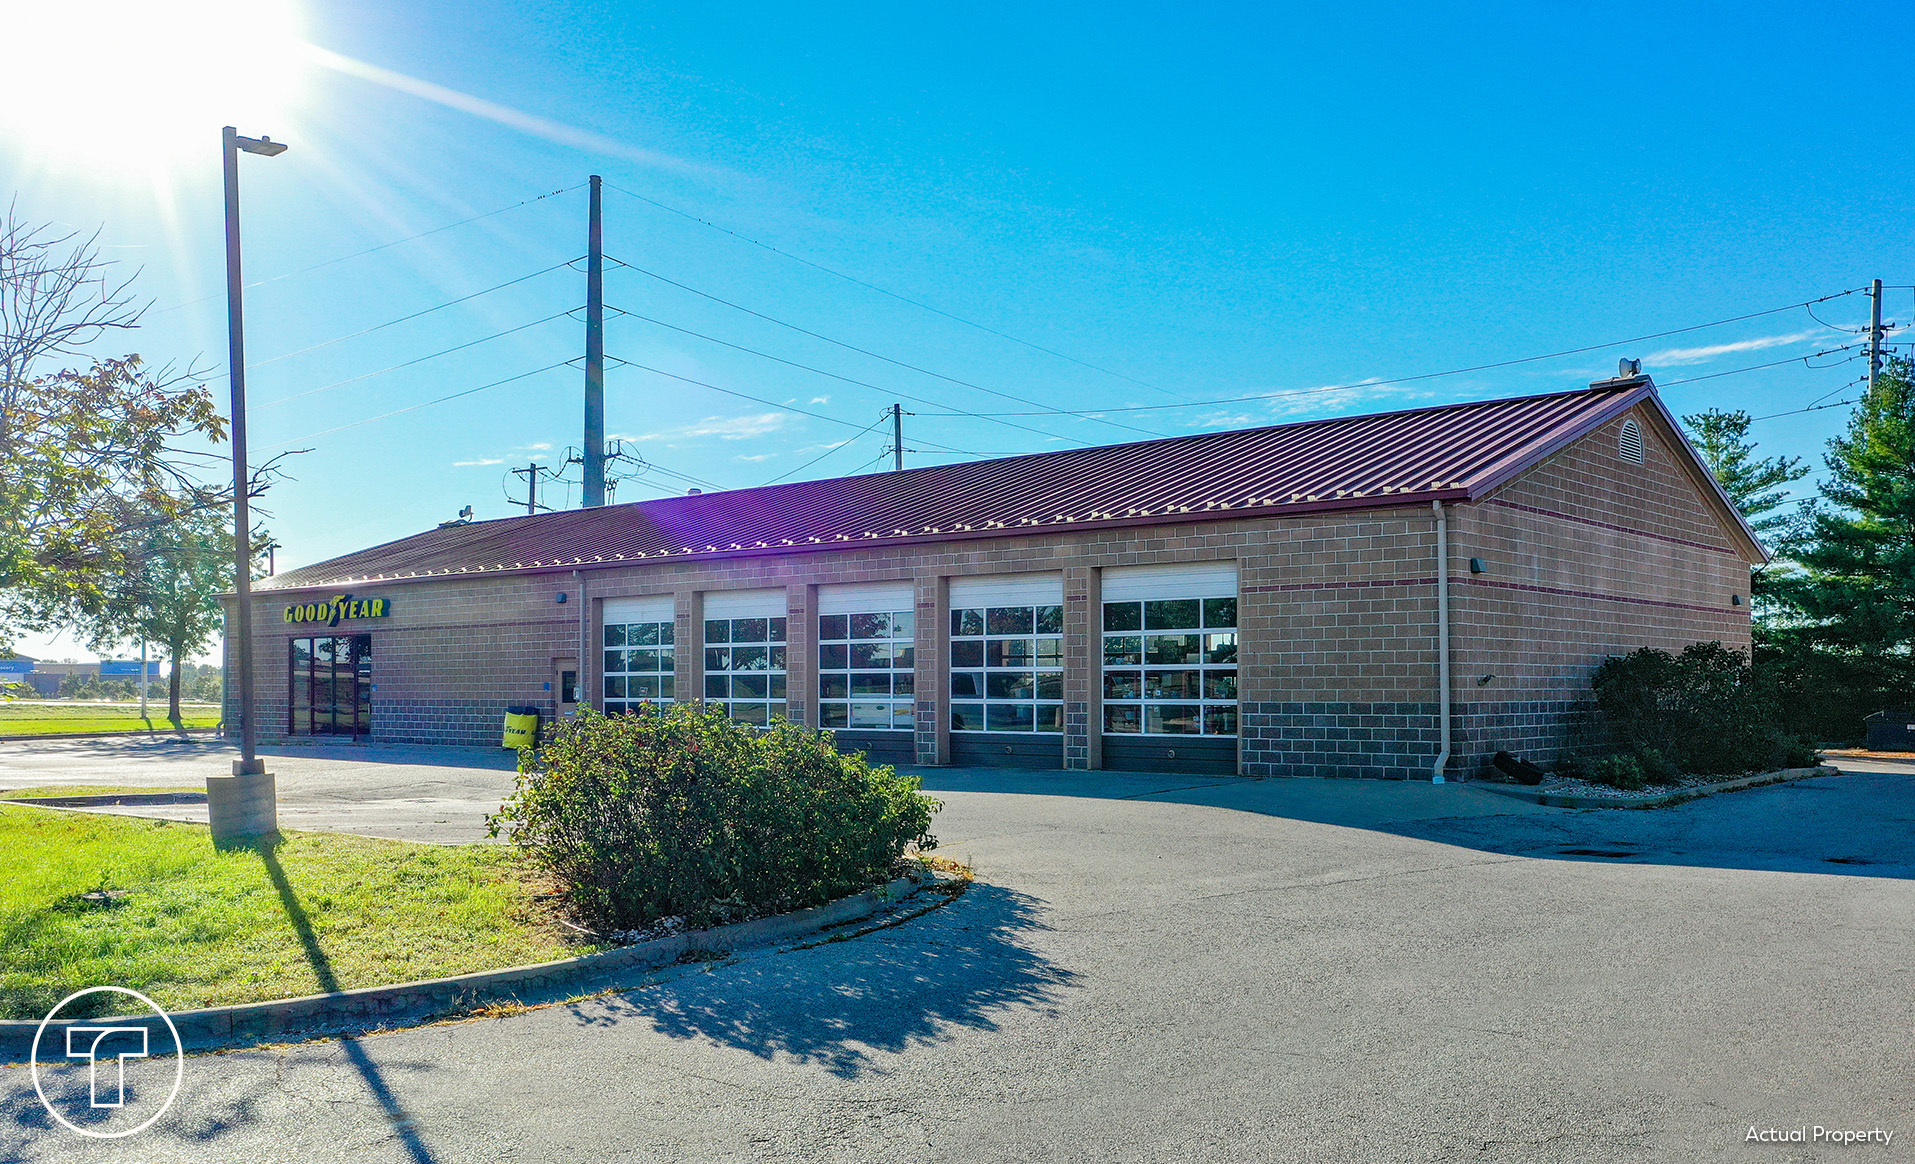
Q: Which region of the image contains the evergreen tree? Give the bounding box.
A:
[1680,408,1809,545]
[1783,357,1915,671]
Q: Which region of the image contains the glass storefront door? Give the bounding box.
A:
[289,634,372,736]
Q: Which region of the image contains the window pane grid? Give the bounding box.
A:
[704,616,787,725]
[951,604,1064,733]
[818,609,915,732]
[602,619,676,716]
[1102,597,1237,737]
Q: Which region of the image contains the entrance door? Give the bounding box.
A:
[289,634,372,737]
[554,657,579,718]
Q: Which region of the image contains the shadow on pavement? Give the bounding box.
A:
[910,765,1915,881]
[568,883,1074,1079]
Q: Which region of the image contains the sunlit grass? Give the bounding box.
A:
[0,702,220,736]
[0,805,595,1020]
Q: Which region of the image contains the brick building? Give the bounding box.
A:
[234,375,1763,779]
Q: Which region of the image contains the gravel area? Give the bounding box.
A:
[1530,773,1733,799]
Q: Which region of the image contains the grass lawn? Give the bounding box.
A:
[0,701,221,736]
[0,786,204,799]
[0,804,596,1020]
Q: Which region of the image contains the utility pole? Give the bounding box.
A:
[511,462,544,515]
[139,636,148,721]
[892,403,903,472]
[1868,278,1885,392]
[583,175,606,507]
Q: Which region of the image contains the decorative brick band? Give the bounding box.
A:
[1244,577,1438,594]
[1488,498,1742,558]
[1458,575,1741,617]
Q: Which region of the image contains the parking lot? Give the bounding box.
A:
[3,740,1911,1162]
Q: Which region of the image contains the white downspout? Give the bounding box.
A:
[1431,500,1451,784]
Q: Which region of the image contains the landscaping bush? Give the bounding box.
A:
[1589,753,1647,791]
[1591,642,1781,775]
[487,703,940,930]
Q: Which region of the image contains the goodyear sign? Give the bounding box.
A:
[283,594,392,627]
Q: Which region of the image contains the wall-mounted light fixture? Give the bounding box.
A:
[556,592,569,604]
[1731,594,1744,606]
[1469,558,1486,574]
[1476,674,1495,686]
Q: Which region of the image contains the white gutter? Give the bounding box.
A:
[1431,500,1451,784]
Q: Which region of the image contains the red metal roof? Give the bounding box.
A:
[260,381,1751,592]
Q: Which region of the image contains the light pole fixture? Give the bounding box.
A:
[214,124,286,841]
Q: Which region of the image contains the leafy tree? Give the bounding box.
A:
[77,504,262,728]
[0,208,287,648]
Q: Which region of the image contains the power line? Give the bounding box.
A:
[909,297,1873,419]
[606,302,1128,447]
[245,258,579,371]
[153,183,585,316]
[607,258,1169,439]
[260,360,576,451]
[600,181,1201,404]
[256,309,577,409]
[1658,344,1864,387]
[759,413,890,486]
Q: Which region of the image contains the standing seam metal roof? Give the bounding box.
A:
[259,381,1747,591]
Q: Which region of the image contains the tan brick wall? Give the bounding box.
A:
[233,410,1753,777]
[1447,406,1753,769]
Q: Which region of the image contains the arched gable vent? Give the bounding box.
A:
[1618,417,1644,465]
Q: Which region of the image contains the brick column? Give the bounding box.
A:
[915,574,948,765]
[679,589,702,707]
[1063,565,1100,770]
[785,583,813,726]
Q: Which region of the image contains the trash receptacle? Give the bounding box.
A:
[502,706,540,750]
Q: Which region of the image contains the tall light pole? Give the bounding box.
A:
[215,125,286,840]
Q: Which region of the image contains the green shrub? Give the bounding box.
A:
[487,703,940,930]
[1553,752,1591,780]
[1590,753,1647,791]
[1779,735,1823,769]
[1591,642,1780,775]
[1634,746,1680,785]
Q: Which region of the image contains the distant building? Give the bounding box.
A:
[237,376,1763,778]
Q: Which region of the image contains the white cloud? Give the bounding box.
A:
[809,396,830,405]
[515,442,553,452]
[735,452,777,462]
[1646,330,1823,366]
[629,413,789,442]
[453,457,505,467]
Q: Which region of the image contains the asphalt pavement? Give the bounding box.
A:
[2,741,1911,1162]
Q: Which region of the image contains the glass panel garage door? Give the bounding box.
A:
[949,573,1064,734]
[818,582,916,732]
[1102,562,1238,737]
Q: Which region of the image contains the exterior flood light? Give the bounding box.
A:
[235,134,287,156]
[1468,558,1486,574]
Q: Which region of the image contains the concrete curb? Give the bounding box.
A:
[0,792,207,807]
[1,870,928,1061]
[1473,765,1838,809]
[0,728,219,743]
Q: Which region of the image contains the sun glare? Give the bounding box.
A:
[4,0,306,168]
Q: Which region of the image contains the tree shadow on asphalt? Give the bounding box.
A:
[913,767,1915,880]
[566,882,1076,1079]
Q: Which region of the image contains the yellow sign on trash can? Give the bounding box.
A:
[502,706,540,750]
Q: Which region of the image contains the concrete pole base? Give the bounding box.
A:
[207,770,277,842]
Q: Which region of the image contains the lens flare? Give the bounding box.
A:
[4,0,305,166]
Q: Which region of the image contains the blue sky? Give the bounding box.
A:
[6,0,1913,662]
